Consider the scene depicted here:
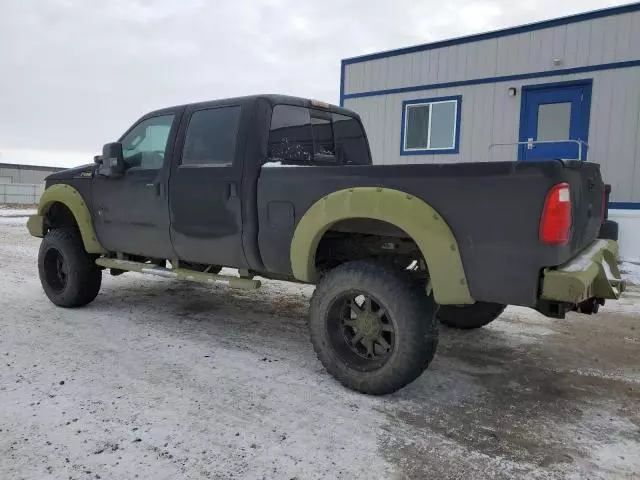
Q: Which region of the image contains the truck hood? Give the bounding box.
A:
[45,164,95,182]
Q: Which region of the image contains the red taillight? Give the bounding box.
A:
[540,183,572,245]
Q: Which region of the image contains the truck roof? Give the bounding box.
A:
[145,94,359,119]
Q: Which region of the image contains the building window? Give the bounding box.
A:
[401,96,461,155]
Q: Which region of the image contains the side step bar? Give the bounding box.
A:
[95,258,261,290]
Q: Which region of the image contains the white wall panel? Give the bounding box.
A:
[343,10,640,202]
[345,67,640,202]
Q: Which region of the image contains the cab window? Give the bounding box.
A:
[268,105,314,164]
[181,106,241,166]
[121,114,174,170]
[268,105,370,165]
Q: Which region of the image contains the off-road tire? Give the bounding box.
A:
[438,302,506,329]
[309,260,438,395]
[38,228,102,308]
[598,220,619,241]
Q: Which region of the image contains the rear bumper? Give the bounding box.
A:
[540,239,626,304]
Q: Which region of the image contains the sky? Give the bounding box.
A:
[0,0,629,167]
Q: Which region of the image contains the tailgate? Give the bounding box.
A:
[562,161,605,257]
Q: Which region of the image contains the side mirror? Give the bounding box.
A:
[95,142,125,178]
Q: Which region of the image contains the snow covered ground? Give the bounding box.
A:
[1,214,639,479]
[0,207,37,225]
[621,261,640,287]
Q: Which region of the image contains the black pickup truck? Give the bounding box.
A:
[28,95,624,395]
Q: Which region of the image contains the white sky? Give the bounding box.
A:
[0,0,629,167]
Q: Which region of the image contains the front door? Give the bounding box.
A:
[519,81,592,161]
[92,112,179,259]
[169,104,247,269]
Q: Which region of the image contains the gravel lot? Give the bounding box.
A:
[1,213,639,480]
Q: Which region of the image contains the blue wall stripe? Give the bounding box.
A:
[339,62,346,107]
[610,202,640,210]
[342,2,640,66]
[342,60,640,102]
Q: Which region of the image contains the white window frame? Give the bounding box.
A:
[401,96,461,154]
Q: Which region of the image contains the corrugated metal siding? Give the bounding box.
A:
[344,12,640,95]
[0,183,42,205]
[346,68,640,201]
[0,166,60,184]
[343,10,640,203]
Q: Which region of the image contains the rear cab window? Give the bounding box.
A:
[268,105,370,165]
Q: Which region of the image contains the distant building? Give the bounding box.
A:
[341,3,640,260]
[0,163,64,205]
[0,162,63,185]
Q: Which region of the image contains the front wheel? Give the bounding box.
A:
[309,260,438,395]
[38,228,102,308]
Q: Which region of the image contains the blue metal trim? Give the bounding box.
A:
[339,60,346,107]
[517,79,593,161]
[517,83,529,161]
[342,2,640,66]
[342,60,640,101]
[610,202,640,210]
[517,79,595,91]
[400,95,462,156]
[581,82,593,161]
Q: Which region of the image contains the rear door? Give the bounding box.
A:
[519,81,592,161]
[169,104,248,268]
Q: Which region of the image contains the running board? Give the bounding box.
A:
[95,258,261,290]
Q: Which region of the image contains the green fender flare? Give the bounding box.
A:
[290,187,473,305]
[27,184,106,254]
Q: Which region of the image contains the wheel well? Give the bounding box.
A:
[314,218,427,277]
[44,202,79,234]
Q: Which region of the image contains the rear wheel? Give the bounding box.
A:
[309,260,438,395]
[437,302,506,329]
[38,229,102,308]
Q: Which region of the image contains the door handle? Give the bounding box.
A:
[527,137,534,150]
[146,182,161,196]
[226,182,238,199]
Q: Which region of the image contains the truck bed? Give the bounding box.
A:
[257,160,604,307]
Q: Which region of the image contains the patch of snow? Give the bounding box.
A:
[567,367,640,384]
[560,240,608,272]
[0,217,29,226]
[0,208,37,217]
[2,221,640,479]
[620,261,640,286]
[262,161,304,168]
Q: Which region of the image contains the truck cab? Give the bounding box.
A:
[82,95,371,272]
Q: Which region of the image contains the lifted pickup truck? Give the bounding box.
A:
[28,95,625,395]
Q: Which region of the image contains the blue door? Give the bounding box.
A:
[519,81,592,161]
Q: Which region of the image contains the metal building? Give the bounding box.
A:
[0,163,63,205]
[341,3,640,261]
